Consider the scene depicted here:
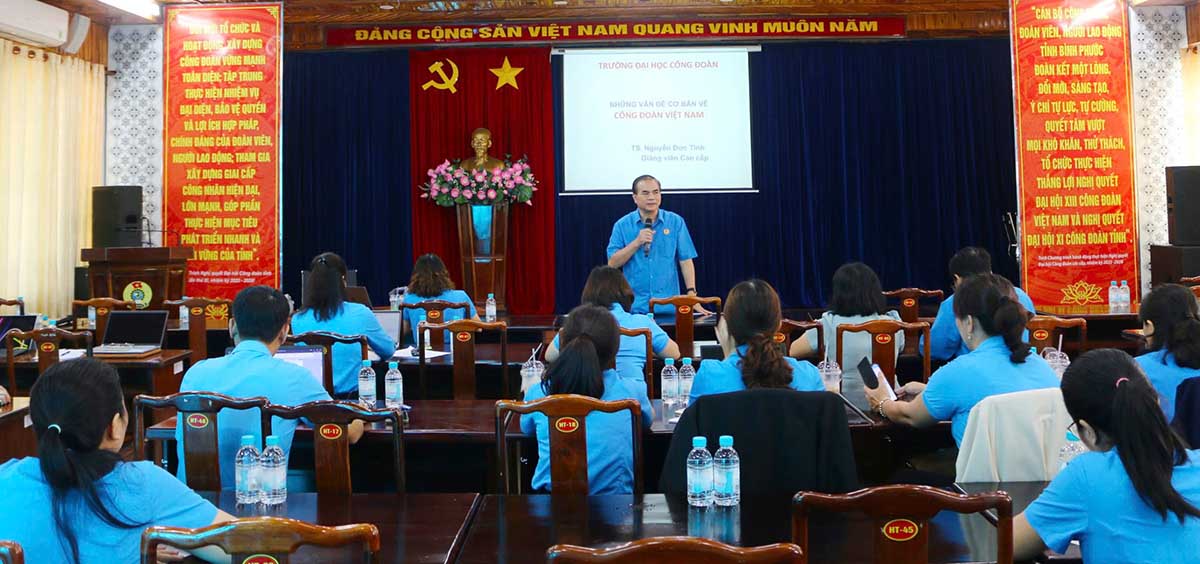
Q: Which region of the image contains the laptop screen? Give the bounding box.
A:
[102,310,168,346]
[0,315,36,349]
[275,345,324,385]
[374,310,403,345]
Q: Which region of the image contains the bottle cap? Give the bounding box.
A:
[719,435,733,448]
[240,435,255,447]
[362,360,372,368]
[488,293,495,298]
[265,435,279,447]
[388,361,399,370]
[665,358,675,365]
[692,436,707,449]
[1121,280,1128,284]
[681,357,693,365]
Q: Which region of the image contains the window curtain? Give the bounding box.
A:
[0,39,106,317]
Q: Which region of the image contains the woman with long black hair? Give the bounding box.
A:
[1135,283,1200,422]
[0,359,232,562]
[1014,349,1200,561]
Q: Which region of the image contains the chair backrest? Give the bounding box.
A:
[495,394,643,495]
[163,298,232,363]
[955,388,1072,483]
[262,400,405,494]
[285,331,369,395]
[133,392,269,491]
[419,319,508,399]
[401,300,473,349]
[835,320,931,387]
[547,537,804,564]
[617,326,655,396]
[792,485,1013,564]
[1181,276,1200,285]
[647,295,722,358]
[1026,315,1088,356]
[4,327,93,394]
[0,298,24,316]
[0,541,23,564]
[882,288,944,323]
[777,319,822,360]
[141,516,381,564]
[72,298,136,344]
[1191,285,1200,299]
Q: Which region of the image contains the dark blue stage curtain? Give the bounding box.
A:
[555,39,1018,312]
[281,50,412,302]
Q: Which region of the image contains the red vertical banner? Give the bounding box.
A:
[1011,0,1139,313]
[163,4,282,299]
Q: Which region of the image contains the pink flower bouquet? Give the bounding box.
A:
[420,157,538,207]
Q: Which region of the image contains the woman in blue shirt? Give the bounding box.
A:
[291,252,396,397]
[400,253,478,345]
[1135,283,1200,423]
[0,359,233,563]
[546,266,680,381]
[689,279,823,405]
[867,274,1059,446]
[522,304,653,494]
[1014,349,1200,562]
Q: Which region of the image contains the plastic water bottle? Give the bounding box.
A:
[420,311,432,350]
[358,360,377,406]
[260,435,287,505]
[178,296,190,329]
[1108,281,1119,313]
[234,434,261,505]
[485,293,497,322]
[678,358,696,404]
[661,358,680,408]
[87,306,96,330]
[385,361,403,409]
[1119,280,1131,313]
[686,436,714,507]
[713,435,741,506]
[1058,430,1087,471]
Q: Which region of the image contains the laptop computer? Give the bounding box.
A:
[374,310,403,347]
[0,315,37,355]
[94,310,168,356]
[274,345,325,386]
[346,286,372,307]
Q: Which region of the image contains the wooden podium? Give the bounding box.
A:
[81,247,193,309]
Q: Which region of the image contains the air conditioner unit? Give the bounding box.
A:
[0,0,68,48]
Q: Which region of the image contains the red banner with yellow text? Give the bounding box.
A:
[1011,0,1139,313]
[326,17,904,47]
[163,4,282,300]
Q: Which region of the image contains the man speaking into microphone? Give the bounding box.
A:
[606,174,709,316]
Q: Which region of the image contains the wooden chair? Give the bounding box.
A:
[1191,285,1200,299]
[883,288,943,356]
[792,485,1013,564]
[777,319,822,360]
[262,400,405,494]
[163,297,231,362]
[1026,315,1088,356]
[547,537,803,564]
[4,327,93,394]
[1181,276,1200,285]
[617,326,655,397]
[286,331,369,395]
[495,394,643,495]
[648,295,722,358]
[836,320,931,388]
[71,298,136,344]
[418,319,508,399]
[400,300,473,349]
[141,516,381,564]
[0,541,23,564]
[133,392,269,491]
[0,298,24,315]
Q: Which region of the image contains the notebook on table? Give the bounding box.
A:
[94,310,168,356]
[0,315,37,355]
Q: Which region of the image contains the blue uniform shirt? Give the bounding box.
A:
[177,339,331,487]
[553,303,670,382]
[1024,449,1200,563]
[606,209,698,315]
[291,302,397,394]
[921,336,1060,446]
[928,287,1037,361]
[521,369,653,494]
[688,345,824,405]
[1136,350,1200,423]
[401,289,477,345]
[0,458,217,563]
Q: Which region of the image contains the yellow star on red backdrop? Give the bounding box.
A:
[489,57,524,90]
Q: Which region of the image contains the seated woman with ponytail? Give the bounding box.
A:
[688,279,823,405]
[866,273,1059,446]
[1135,283,1200,423]
[0,359,233,563]
[521,305,653,494]
[1014,349,1200,562]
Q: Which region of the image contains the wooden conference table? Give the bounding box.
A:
[0,397,35,463]
[9,349,191,398]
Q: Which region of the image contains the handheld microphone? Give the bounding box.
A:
[642,217,653,258]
